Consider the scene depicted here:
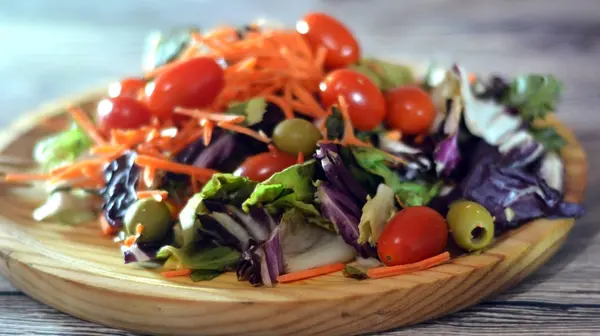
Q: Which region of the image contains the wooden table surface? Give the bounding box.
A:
[1,0,599,335]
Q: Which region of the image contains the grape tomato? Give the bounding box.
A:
[385,86,436,135]
[377,206,448,266]
[233,151,297,182]
[96,97,152,132]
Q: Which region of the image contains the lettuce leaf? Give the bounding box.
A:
[33,124,93,171]
[157,245,239,271]
[226,97,268,126]
[357,184,396,246]
[350,146,441,206]
[502,74,563,123]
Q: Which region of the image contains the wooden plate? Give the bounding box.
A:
[0,86,587,336]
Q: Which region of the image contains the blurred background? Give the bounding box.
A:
[1,0,600,131]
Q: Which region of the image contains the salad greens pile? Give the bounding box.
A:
[27,17,585,287]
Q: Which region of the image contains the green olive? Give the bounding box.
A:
[272,118,322,156]
[446,200,494,252]
[124,198,172,243]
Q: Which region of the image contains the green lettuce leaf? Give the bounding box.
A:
[342,265,370,280]
[503,74,563,123]
[350,146,441,206]
[357,184,397,245]
[190,269,222,282]
[33,124,93,171]
[226,97,268,126]
[158,245,239,271]
[530,125,567,152]
[179,174,256,248]
[358,58,415,90]
[143,27,200,71]
[324,107,345,141]
[242,160,316,211]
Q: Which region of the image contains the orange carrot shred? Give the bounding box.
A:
[277,263,345,283]
[217,122,271,143]
[99,215,118,236]
[297,152,305,164]
[264,95,294,119]
[336,96,371,147]
[136,190,168,200]
[135,155,217,181]
[203,120,215,146]
[367,252,451,279]
[4,173,50,182]
[161,269,193,278]
[124,235,136,247]
[135,223,145,235]
[66,105,107,145]
[174,108,245,124]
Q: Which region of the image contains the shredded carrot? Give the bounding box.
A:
[289,82,327,117]
[135,223,145,235]
[135,155,218,181]
[384,130,402,142]
[136,190,168,200]
[336,96,371,147]
[217,122,271,143]
[367,252,451,279]
[203,120,215,146]
[174,108,245,124]
[4,173,50,182]
[468,72,477,85]
[99,215,118,236]
[297,152,305,164]
[161,268,193,278]
[66,105,106,145]
[264,95,294,119]
[277,263,345,283]
[124,235,136,247]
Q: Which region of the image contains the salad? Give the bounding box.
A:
[6,12,584,286]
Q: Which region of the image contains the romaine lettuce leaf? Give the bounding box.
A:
[33,124,92,171]
[357,184,396,246]
[157,245,239,271]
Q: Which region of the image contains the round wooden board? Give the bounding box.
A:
[0,86,587,336]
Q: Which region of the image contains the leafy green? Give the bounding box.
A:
[143,27,200,71]
[226,97,268,126]
[157,245,239,271]
[324,107,345,141]
[179,174,256,248]
[348,64,383,89]
[190,269,222,282]
[342,265,370,280]
[530,125,567,152]
[33,124,92,171]
[358,58,415,90]
[242,160,316,211]
[357,184,396,245]
[350,146,441,206]
[503,74,563,123]
[32,189,98,225]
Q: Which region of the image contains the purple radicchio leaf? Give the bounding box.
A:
[235,230,284,288]
[377,135,432,180]
[537,152,564,192]
[315,143,368,204]
[262,228,284,286]
[461,161,584,234]
[101,151,139,229]
[434,133,461,177]
[121,243,159,264]
[236,240,263,286]
[317,181,375,258]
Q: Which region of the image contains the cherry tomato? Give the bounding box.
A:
[319,69,386,131]
[96,96,152,131]
[108,77,146,98]
[385,86,436,135]
[377,206,448,266]
[233,151,297,182]
[146,57,225,120]
[297,12,360,69]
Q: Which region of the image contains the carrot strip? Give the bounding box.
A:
[135,155,218,181]
[66,105,106,145]
[217,122,271,143]
[135,224,145,235]
[99,215,118,236]
[161,269,193,278]
[277,263,345,283]
[290,83,327,117]
[89,144,126,155]
[203,120,215,146]
[174,108,245,124]
[337,96,371,147]
[4,173,50,182]
[264,95,294,119]
[124,235,136,247]
[367,252,451,279]
[297,152,304,164]
[136,190,168,200]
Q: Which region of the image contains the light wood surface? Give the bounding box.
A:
[0,0,599,335]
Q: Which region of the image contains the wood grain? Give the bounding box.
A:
[0,0,599,335]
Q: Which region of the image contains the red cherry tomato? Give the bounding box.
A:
[96,96,152,132]
[108,77,146,98]
[319,69,386,131]
[377,206,448,266]
[297,12,360,69]
[146,57,225,120]
[385,86,436,135]
[234,151,297,182]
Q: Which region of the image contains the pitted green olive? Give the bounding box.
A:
[124,198,172,243]
[446,200,494,251]
[272,118,322,156]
